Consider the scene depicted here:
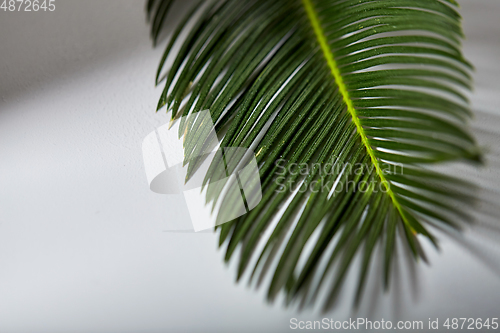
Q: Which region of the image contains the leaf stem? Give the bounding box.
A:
[301,0,414,232]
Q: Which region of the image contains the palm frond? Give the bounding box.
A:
[147,0,481,310]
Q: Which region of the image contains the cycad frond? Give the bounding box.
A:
[147,0,481,310]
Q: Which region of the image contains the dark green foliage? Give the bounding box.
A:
[147,0,480,310]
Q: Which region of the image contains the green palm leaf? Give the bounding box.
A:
[147,0,481,310]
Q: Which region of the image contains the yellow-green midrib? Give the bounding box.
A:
[301,0,413,230]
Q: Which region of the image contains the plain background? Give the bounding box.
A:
[1,1,500,332]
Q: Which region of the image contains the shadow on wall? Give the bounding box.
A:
[0,0,197,114]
